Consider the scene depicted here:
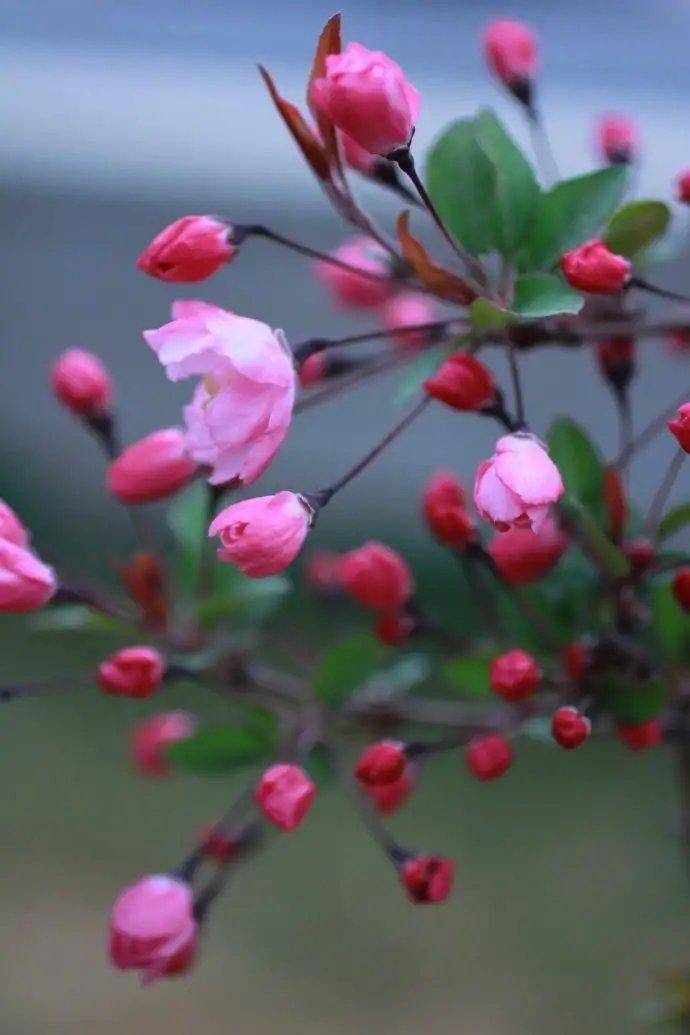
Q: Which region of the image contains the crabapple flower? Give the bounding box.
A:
[314,237,392,309]
[107,428,197,504]
[401,854,454,904]
[673,568,690,611]
[0,539,56,612]
[0,500,29,548]
[145,301,295,486]
[137,215,234,282]
[483,19,536,92]
[255,763,316,831]
[130,711,196,777]
[108,874,197,983]
[489,516,568,585]
[466,734,512,781]
[355,741,406,786]
[422,469,474,547]
[490,649,541,702]
[339,541,413,611]
[616,719,662,751]
[668,402,690,452]
[561,239,631,294]
[340,131,377,175]
[363,767,416,814]
[677,170,690,205]
[310,42,420,156]
[551,707,591,750]
[474,434,564,533]
[381,293,440,351]
[596,114,637,165]
[209,492,310,578]
[424,354,494,411]
[51,349,112,416]
[98,646,165,698]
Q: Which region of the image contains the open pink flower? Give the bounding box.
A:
[474,434,564,533]
[310,42,420,156]
[145,301,295,486]
[109,874,197,983]
[0,539,56,612]
[209,492,310,577]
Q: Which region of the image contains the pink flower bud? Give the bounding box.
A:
[98,646,165,698]
[422,469,474,547]
[466,734,512,781]
[596,114,638,165]
[668,402,690,452]
[563,640,592,682]
[381,293,440,351]
[310,42,420,156]
[474,433,564,534]
[107,428,197,504]
[424,354,495,411]
[363,766,416,814]
[596,336,636,390]
[130,711,196,777]
[0,539,56,612]
[622,537,656,574]
[616,718,662,751]
[490,649,541,702]
[489,516,568,585]
[483,19,537,87]
[373,610,415,646]
[51,348,112,416]
[677,170,690,205]
[137,215,234,282]
[355,740,406,786]
[561,239,631,294]
[298,352,328,388]
[198,823,239,862]
[108,874,197,983]
[254,763,316,831]
[401,854,454,904]
[339,131,377,175]
[315,236,392,309]
[0,500,30,548]
[673,568,690,612]
[338,541,413,611]
[209,492,310,578]
[551,706,591,750]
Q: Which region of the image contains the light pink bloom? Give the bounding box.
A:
[209,492,310,577]
[474,434,564,533]
[0,539,56,612]
[131,711,196,777]
[381,293,439,351]
[145,301,295,486]
[315,237,391,309]
[107,427,197,504]
[310,41,420,156]
[51,348,112,416]
[0,500,29,547]
[109,874,197,983]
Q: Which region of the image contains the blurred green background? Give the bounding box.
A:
[3,0,690,1031]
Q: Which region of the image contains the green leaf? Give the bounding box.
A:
[658,504,690,543]
[31,605,135,636]
[548,418,606,524]
[604,199,671,258]
[396,342,452,404]
[359,653,432,699]
[521,166,628,271]
[652,581,690,664]
[469,298,515,331]
[166,720,274,775]
[559,494,630,579]
[198,572,290,626]
[512,273,584,318]
[314,633,387,705]
[473,109,540,257]
[598,673,666,724]
[167,482,207,598]
[444,653,494,698]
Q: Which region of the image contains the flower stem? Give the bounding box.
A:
[525,106,560,186]
[240,224,392,283]
[644,450,686,536]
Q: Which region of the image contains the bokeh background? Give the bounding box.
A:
[2,1,690,1032]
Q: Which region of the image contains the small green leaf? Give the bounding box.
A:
[426,118,496,256]
[658,504,690,543]
[168,482,208,598]
[444,653,494,698]
[548,418,606,524]
[652,581,690,664]
[604,199,671,258]
[512,273,584,318]
[359,653,432,699]
[31,605,135,636]
[314,633,387,704]
[166,721,274,775]
[521,166,628,271]
[598,673,666,724]
[469,298,515,331]
[559,494,630,579]
[198,572,290,626]
[396,342,451,404]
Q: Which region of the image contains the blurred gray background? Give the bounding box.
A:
[2,1,690,1032]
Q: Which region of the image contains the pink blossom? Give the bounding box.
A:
[339,131,376,175]
[255,763,316,831]
[0,500,29,548]
[489,516,568,585]
[381,293,440,351]
[107,428,197,503]
[596,114,638,164]
[131,711,196,777]
[137,215,234,282]
[145,301,295,486]
[315,237,392,309]
[109,874,197,983]
[209,492,310,577]
[483,19,537,85]
[310,42,420,156]
[474,434,564,533]
[51,349,112,416]
[0,539,56,612]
